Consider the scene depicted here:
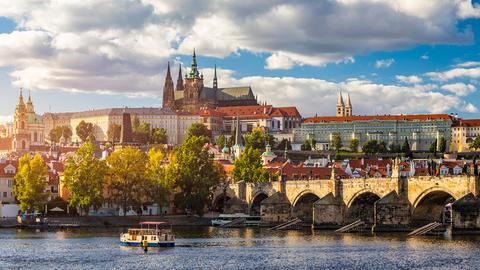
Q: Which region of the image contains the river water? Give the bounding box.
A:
[0,227,479,269]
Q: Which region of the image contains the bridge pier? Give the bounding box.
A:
[313,193,345,229]
[451,193,480,234]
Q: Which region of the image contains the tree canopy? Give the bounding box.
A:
[232,147,270,183]
[349,138,359,152]
[331,133,342,152]
[470,136,480,151]
[49,126,72,143]
[76,121,95,142]
[362,140,379,155]
[438,137,447,153]
[13,153,49,212]
[151,128,168,144]
[144,147,172,213]
[63,141,107,215]
[401,137,411,154]
[244,128,274,150]
[187,123,212,142]
[167,135,224,216]
[107,124,121,142]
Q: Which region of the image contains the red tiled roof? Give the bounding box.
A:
[0,161,17,178]
[304,114,452,123]
[29,145,49,152]
[452,119,480,127]
[0,137,12,151]
[198,108,226,117]
[216,105,301,119]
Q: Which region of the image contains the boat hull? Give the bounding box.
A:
[120,241,175,247]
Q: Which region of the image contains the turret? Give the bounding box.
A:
[26,91,34,113]
[336,92,345,117]
[162,62,175,109]
[16,88,26,113]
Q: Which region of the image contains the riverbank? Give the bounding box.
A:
[0,214,214,228]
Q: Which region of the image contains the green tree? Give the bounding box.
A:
[401,137,411,154]
[107,124,121,142]
[276,139,292,150]
[301,140,312,151]
[378,140,387,153]
[151,128,168,144]
[349,138,359,152]
[215,134,226,149]
[429,139,438,154]
[470,136,480,151]
[132,115,140,131]
[438,137,447,153]
[232,147,270,183]
[106,147,147,216]
[133,122,151,144]
[13,153,49,212]
[76,121,94,142]
[362,140,379,155]
[331,133,342,152]
[144,148,172,213]
[311,138,317,150]
[63,141,107,215]
[187,123,212,142]
[244,128,266,149]
[389,143,401,153]
[49,126,73,143]
[167,136,224,216]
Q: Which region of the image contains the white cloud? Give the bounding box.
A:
[421,54,429,60]
[0,115,13,125]
[441,82,476,96]
[396,75,423,84]
[375,59,395,68]
[456,61,480,67]
[427,67,480,81]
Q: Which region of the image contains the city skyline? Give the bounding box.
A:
[1,1,480,124]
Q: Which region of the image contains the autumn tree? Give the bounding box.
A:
[151,128,168,144]
[232,147,270,183]
[144,148,172,213]
[63,141,107,215]
[167,136,224,216]
[13,153,49,212]
[106,147,147,216]
[49,126,72,143]
[76,121,94,142]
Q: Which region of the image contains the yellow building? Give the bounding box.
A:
[450,119,480,152]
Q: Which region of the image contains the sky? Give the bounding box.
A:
[1,0,480,124]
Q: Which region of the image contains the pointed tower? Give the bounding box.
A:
[345,93,352,116]
[188,48,200,79]
[26,90,34,113]
[13,88,30,153]
[162,61,175,109]
[232,116,244,159]
[213,64,218,89]
[336,92,345,117]
[183,48,204,112]
[176,63,184,91]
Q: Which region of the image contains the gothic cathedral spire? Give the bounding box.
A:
[336,92,345,117]
[213,64,218,89]
[162,61,175,109]
[176,63,184,91]
[345,93,352,116]
[188,48,200,79]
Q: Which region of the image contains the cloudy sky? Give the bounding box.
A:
[1,0,480,123]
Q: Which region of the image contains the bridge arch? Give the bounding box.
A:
[411,187,456,226]
[345,189,381,224]
[212,194,232,213]
[292,191,321,222]
[250,192,269,216]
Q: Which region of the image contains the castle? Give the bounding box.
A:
[162,49,258,113]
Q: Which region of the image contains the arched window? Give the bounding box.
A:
[34,132,37,142]
[20,121,25,129]
[21,140,26,150]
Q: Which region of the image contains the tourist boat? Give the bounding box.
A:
[120,221,175,247]
[211,213,261,227]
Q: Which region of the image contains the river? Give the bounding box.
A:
[0,227,479,269]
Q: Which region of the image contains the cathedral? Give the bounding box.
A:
[12,90,45,153]
[162,50,258,112]
[336,92,353,117]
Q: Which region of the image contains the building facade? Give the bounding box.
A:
[11,91,45,154]
[450,119,480,152]
[162,50,258,113]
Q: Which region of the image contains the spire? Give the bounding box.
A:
[176,63,184,91]
[213,64,218,89]
[18,88,24,106]
[336,91,345,117]
[337,92,344,106]
[162,61,175,109]
[235,115,242,146]
[166,61,172,79]
[346,93,352,107]
[26,90,34,113]
[188,48,200,79]
[345,93,352,116]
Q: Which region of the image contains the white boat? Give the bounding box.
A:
[120,221,175,247]
[211,213,261,227]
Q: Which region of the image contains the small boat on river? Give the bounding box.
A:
[211,213,261,227]
[120,221,175,247]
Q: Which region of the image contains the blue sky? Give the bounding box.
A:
[1,1,480,123]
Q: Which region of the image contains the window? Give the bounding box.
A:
[2,192,6,198]
[7,179,12,187]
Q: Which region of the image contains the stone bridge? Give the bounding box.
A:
[213,170,480,232]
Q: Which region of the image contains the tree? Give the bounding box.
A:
[63,141,107,215]
[144,148,172,213]
[232,147,270,183]
[276,139,292,150]
[215,134,226,149]
[438,137,447,153]
[331,133,342,152]
[151,128,168,144]
[76,121,94,142]
[378,140,387,153]
[106,147,147,216]
[13,153,49,212]
[470,136,480,151]
[107,124,121,142]
[167,136,224,216]
[429,139,438,154]
[301,140,312,151]
[133,122,151,144]
[311,138,317,150]
[349,138,359,152]
[389,143,401,153]
[362,140,379,155]
[401,137,411,154]
[49,126,73,143]
[244,128,266,150]
[187,123,212,142]
[132,115,140,131]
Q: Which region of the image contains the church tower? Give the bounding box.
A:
[12,89,30,153]
[213,64,218,89]
[183,48,205,112]
[162,61,175,109]
[336,92,345,117]
[345,93,352,116]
